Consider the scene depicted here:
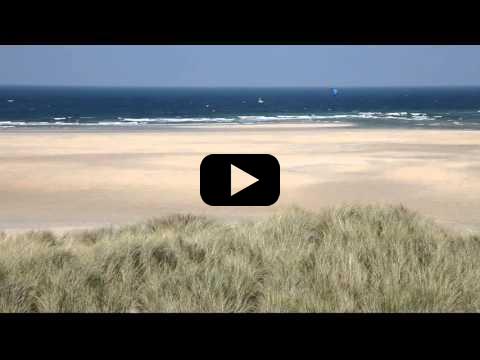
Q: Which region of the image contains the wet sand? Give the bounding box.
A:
[1,125,480,232]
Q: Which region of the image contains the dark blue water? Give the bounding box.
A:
[1,86,480,129]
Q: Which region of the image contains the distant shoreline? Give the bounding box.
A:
[2,123,480,135]
[0,122,356,132]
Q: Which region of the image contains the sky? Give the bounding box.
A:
[0,45,479,87]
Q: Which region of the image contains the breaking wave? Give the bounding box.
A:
[0,111,479,129]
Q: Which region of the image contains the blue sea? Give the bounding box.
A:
[1,86,480,129]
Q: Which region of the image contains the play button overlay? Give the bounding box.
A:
[230,164,259,196]
[200,154,280,206]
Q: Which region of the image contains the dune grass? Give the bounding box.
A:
[1,205,480,312]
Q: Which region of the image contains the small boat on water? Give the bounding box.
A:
[257,97,264,104]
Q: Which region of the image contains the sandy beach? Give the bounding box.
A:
[1,125,480,232]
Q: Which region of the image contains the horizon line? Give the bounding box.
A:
[1,84,480,89]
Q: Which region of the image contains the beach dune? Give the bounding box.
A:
[1,125,480,232]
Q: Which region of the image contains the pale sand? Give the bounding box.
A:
[1,125,480,232]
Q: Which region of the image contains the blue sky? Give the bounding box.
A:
[0,45,479,87]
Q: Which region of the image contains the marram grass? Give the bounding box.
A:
[1,205,480,312]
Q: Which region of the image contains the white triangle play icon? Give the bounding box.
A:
[231,164,259,196]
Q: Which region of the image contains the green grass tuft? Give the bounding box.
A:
[1,205,479,312]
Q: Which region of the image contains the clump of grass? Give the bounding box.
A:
[1,205,480,312]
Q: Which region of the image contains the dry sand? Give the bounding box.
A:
[1,125,480,232]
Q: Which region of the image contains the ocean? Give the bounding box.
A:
[1,86,480,129]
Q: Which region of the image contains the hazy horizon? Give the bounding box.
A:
[2,84,480,89]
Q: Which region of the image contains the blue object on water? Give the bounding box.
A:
[331,88,339,96]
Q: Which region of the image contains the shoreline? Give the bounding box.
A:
[0,119,480,134]
[0,122,357,133]
[1,121,480,133]
[1,125,480,232]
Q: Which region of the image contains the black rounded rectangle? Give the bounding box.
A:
[200,154,280,206]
